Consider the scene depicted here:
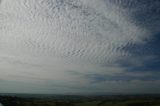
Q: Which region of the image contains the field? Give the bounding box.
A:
[0,94,160,106]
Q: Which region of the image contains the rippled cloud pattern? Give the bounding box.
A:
[0,0,160,94]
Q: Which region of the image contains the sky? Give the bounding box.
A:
[0,0,160,94]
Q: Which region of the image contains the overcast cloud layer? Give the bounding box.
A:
[0,0,160,94]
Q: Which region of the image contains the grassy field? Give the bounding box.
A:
[0,94,160,106]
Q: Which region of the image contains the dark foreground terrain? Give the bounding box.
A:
[0,94,160,106]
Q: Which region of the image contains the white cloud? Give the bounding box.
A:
[0,0,158,94]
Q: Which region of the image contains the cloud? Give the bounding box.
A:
[0,0,160,94]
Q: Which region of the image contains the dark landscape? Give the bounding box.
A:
[0,94,160,106]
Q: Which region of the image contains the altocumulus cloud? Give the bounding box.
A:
[0,0,160,94]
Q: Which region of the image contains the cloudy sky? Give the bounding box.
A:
[0,0,160,94]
